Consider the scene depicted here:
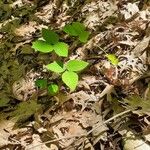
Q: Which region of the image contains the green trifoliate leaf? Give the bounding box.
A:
[63,22,85,36]
[48,84,59,95]
[106,54,119,66]
[42,28,59,45]
[62,71,78,91]
[32,40,53,53]
[53,42,69,57]
[66,60,89,72]
[79,31,90,43]
[35,79,47,89]
[45,61,65,73]
[63,22,90,43]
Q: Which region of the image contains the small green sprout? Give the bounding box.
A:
[105,54,119,66]
[97,46,119,66]
[35,79,58,95]
[63,22,90,43]
[45,60,89,91]
[35,79,47,89]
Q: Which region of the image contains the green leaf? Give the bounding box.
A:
[53,42,69,57]
[63,22,90,43]
[62,71,78,91]
[42,28,59,45]
[106,54,119,66]
[48,84,59,95]
[45,61,65,73]
[63,24,78,36]
[72,22,86,34]
[63,22,86,36]
[35,79,47,89]
[32,40,53,53]
[66,60,89,72]
[79,31,90,43]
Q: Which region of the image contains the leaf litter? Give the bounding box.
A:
[0,0,150,149]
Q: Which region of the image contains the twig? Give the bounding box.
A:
[97,45,107,54]
[87,109,131,135]
[99,84,114,98]
[26,109,131,150]
[26,134,86,150]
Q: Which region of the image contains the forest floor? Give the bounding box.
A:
[0,0,150,150]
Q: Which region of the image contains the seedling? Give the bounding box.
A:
[97,46,119,66]
[105,54,119,66]
[32,22,89,92]
[45,60,88,91]
[35,79,59,95]
[63,22,90,43]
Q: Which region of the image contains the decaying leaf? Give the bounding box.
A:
[123,130,150,150]
[26,134,50,150]
[41,90,107,149]
[124,95,150,115]
[0,0,150,149]
[11,100,41,125]
[121,3,139,19]
[12,70,41,101]
[0,118,15,147]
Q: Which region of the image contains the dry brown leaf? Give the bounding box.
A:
[121,3,139,20]
[0,119,15,147]
[14,22,37,37]
[26,134,50,150]
[133,36,150,55]
[82,1,117,30]
[123,131,150,150]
